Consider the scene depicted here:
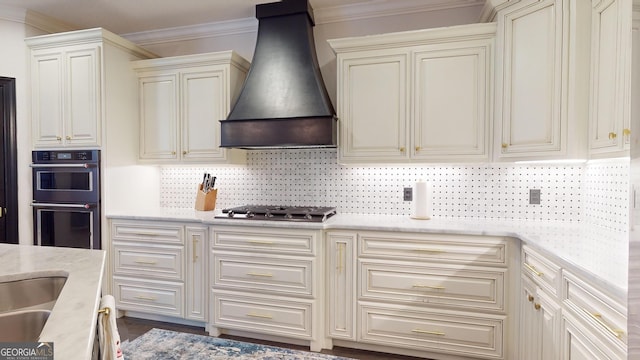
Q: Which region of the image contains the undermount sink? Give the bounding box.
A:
[0,310,52,342]
[0,276,67,313]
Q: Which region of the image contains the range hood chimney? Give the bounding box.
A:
[220,0,337,149]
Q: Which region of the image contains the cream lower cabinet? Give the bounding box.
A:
[494,0,589,160]
[110,220,207,323]
[327,231,515,359]
[209,226,326,352]
[328,23,495,164]
[133,51,249,164]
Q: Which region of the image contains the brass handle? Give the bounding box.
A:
[247,313,273,319]
[249,240,274,245]
[56,136,62,141]
[412,329,445,336]
[66,135,71,140]
[524,262,543,277]
[247,272,273,277]
[412,284,445,290]
[501,143,508,149]
[609,132,617,139]
[415,146,421,152]
[134,259,157,265]
[624,128,631,136]
[193,236,198,263]
[528,295,534,302]
[534,303,541,310]
[585,309,624,338]
[183,150,188,155]
[337,243,345,274]
[134,295,157,301]
[172,151,176,155]
[400,147,405,153]
[0,208,3,218]
[412,248,445,254]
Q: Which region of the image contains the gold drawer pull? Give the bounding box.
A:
[524,262,543,277]
[412,248,445,254]
[337,243,345,275]
[624,128,631,136]
[134,295,157,301]
[412,284,445,290]
[534,303,541,310]
[247,272,273,277]
[247,313,273,319]
[609,132,617,139]
[399,147,405,153]
[134,259,157,265]
[528,295,534,302]
[193,237,198,263]
[412,329,445,336]
[585,309,624,338]
[501,143,508,149]
[248,240,274,245]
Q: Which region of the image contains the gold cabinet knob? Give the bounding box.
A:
[183,150,188,155]
[501,143,508,149]
[415,146,421,152]
[624,128,631,136]
[399,147,405,153]
[534,303,541,310]
[609,132,617,139]
[528,295,534,302]
[66,136,71,140]
[172,151,176,155]
[56,136,62,141]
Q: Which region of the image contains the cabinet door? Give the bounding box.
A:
[32,50,64,147]
[519,278,540,360]
[520,276,561,360]
[337,50,409,163]
[589,0,632,154]
[496,0,567,158]
[413,40,490,161]
[139,74,178,160]
[181,69,227,161]
[185,226,207,321]
[65,45,101,146]
[562,311,625,360]
[326,232,356,340]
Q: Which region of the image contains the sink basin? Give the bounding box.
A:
[0,309,51,342]
[0,276,67,313]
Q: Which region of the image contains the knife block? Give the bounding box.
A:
[195,184,217,211]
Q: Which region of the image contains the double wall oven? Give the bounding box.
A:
[31,150,101,249]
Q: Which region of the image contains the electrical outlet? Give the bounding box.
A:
[404,187,413,201]
[529,189,541,205]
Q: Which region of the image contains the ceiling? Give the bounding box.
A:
[0,0,396,34]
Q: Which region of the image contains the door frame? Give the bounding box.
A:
[1,77,18,243]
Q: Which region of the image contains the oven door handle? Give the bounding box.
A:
[30,163,97,169]
[31,202,95,209]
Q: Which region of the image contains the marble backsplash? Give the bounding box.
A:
[159,149,629,232]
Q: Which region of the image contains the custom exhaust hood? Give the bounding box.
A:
[219,0,337,149]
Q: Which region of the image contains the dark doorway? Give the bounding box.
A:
[0,77,18,243]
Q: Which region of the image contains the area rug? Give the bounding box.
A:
[121,328,355,360]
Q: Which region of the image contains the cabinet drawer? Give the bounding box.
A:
[213,253,314,296]
[359,302,504,359]
[211,227,318,256]
[212,290,313,339]
[111,221,184,244]
[563,271,627,345]
[359,232,508,266]
[113,276,183,317]
[522,246,561,296]
[360,260,505,312]
[113,243,183,280]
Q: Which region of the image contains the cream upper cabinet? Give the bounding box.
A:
[329,23,495,164]
[133,51,249,164]
[589,0,632,156]
[494,0,589,160]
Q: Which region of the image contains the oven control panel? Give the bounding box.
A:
[32,150,100,163]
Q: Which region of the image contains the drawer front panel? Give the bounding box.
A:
[112,221,184,244]
[563,271,627,345]
[212,227,317,255]
[522,246,561,295]
[359,303,504,359]
[113,277,183,317]
[113,244,183,280]
[213,253,314,296]
[360,261,505,311]
[359,232,508,265]
[212,290,312,339]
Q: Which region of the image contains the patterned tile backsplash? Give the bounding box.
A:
[159,149,629,231]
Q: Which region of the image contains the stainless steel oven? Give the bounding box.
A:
[31,150,100,249]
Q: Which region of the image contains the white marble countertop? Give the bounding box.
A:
[0,244,106,360]
[107,208,629,300]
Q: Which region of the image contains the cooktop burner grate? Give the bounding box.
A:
[216,205,336,222]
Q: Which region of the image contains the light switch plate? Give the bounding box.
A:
[529,189,541,205]
[404,187,413,201]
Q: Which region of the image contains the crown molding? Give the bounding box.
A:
[0,5,76,33]
[123,0,485,47]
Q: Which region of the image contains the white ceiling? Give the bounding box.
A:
[0,0,406,34]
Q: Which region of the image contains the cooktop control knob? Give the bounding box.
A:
[304,213,313,220]
[227,211,235,218]
[284,213,293,219]
[246,211,254,218]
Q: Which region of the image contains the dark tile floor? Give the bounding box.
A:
[117,316,425,360]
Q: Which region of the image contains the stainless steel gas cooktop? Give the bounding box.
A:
[216,205,336,222]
